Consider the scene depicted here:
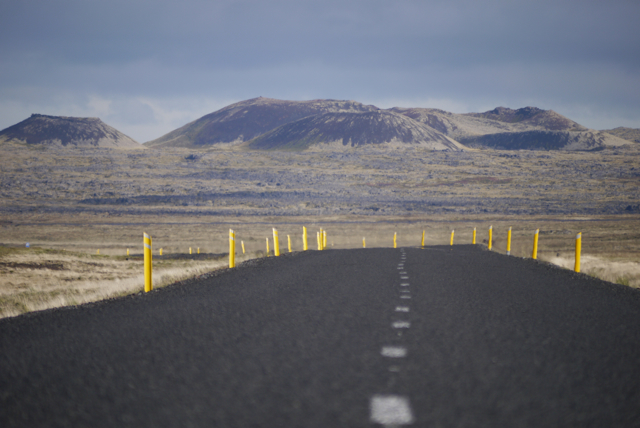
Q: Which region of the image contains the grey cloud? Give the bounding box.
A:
[0,0,639,141]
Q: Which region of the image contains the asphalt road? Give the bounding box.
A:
[2,245,640,427]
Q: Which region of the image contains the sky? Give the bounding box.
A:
[1,0,639,143]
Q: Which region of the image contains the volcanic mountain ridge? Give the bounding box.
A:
[146,98,632,151]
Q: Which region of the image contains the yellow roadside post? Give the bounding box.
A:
[143,232,152,292]
[473,227,476,244]
[189,247,192,255]
[450,230,455,246]
[532,229,539,259]
[266,237,270,257]
[319,228,323,249]
[197,247,200,254]
[303,226,308,251]
[394,232,397,249]
[273,228,280,256]
[241,241,245,254]
[97,249,100,255]
[159,248,163,256]
[288,235,292,253]
[229,229,236,268]
[575,232,582,272]
[323,231,327,249]
[488,226,493,250]
[421,230,425,247]
[363,237,366,248]
[127,248,129,256]
[317,232,322,250]
[507,227,512,255]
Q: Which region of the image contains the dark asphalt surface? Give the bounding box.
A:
[2,245,640,427]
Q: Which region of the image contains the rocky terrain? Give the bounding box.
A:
[0,114,141,149]
[144,98,633,151]
[1,143,638,219]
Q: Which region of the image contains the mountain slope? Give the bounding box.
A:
[145,97,379,148]
[602,127,640,144]
[463,107,587,131]
[245,110,464,151]
[392,106,628,151]
[0,114,140,149]
[457,130,631,151]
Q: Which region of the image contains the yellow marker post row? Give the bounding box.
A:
[229,229,235,268]
[143,232,152,292]
[532,229,539,259]
[575,232,581,272]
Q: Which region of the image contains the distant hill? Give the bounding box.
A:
[145,97,379,148]
[458,130,630,151]
[0,114,140,149]
[144,97,633,151]
[245,110,464,151]
[463,107,587,131]
[391,106,627,151]
[601,127,640,144]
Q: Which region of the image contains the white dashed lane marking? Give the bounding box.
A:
[370,395,414,425]
[392,321,410,328]
[369,250,415,427]
[381,346,407,358]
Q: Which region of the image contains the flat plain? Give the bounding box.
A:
[1,141,639,317]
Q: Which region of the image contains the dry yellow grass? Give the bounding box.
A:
[0,246,240,318]
[1,213,639,319]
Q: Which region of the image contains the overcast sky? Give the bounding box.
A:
[1,0,639,143]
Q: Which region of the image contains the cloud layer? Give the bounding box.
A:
[1,0,639,142]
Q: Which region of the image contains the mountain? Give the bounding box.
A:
[391,106,628,151]
[145,97,379,148]
[463,107,587,131]
[145,98,632,151]
[0,114,140,149]
[601,127,640,144]
[245,110,464,151]
[457,130,630,151]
